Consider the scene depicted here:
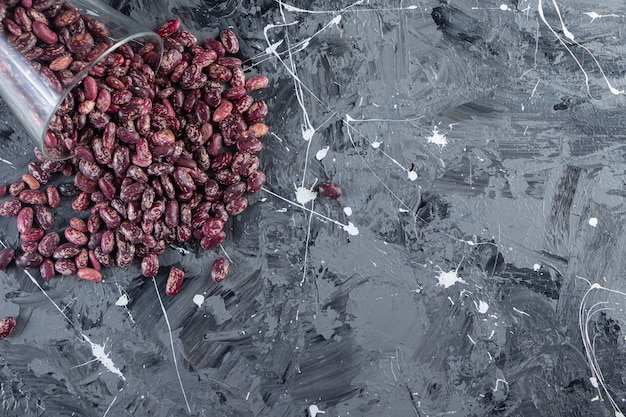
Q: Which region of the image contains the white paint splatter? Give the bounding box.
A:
[295,186,317,205]
[264,39,284,55]
[308,405,326,417]
[475,300,490,314]
[584,11,620,22]
[0,247,128,383]
[537,0,624,96]
[435,267,466,288]
[588,217,598,227]
[578,279,626,417]
[302,125,315,142]
[343,207,352,216]
[493,378,509,392]
[102,396,117,417]
[152,278,191,413]
[115,294,129,307]
[426,126,447,146]
[343,222,359,236]
[513,307,530,317]
[83,335,125,380]
[193,294,205,308]
[315,146,330,160]
[262,187,358,236]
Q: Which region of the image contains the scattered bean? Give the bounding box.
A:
[0,316,16,339]
[211,257,229,283]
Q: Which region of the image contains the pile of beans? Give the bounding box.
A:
[0,0,268,299]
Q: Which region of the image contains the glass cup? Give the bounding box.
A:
[0,0,163,160]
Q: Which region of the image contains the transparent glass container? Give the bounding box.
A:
[0,0,163,160]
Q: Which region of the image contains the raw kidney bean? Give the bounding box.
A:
[180,203,192,225]
[22,173,40,189]
[110,198,127,217]
[119,221,143,244]
[222,182,247,203]
[55,258,77,276]
[46,185,60,207]
[74,171,97,193]
[40,258,55,279]
[20,228,44,242]
[0,248,15,269]
[155,18,181,38]
[139,187,155,211]
[225,197,247,216]
[212,99,232,122]
[0,317,16,339]
[237,138,263,153]
[165,266,184,296]
[160,175,176,200]
[100,230,115,254]
[77,267,102,282]
[17,207,34,233]
[32,20,57,44]
[97,177,116,200]
[69,217,88,232]
[74,145,95,162]
[172,167,195,193]
[126,200,141,222]
[19,189,47,205]
[245,100,268,124]
[318,182,343,199]
[65,227,88,245]
[200,231,226,250]
[141,252,158,277]
[165,199,179,228]
[15,251,43,269]
[247,171,265,193]
[147,162,174,177]
[210,152,232,171]
[38,232,59,257]
[87,230,103,251]
[75,248,89,269]
[120,182,146,202]
[87,214,101,234]
[115,239,135,268]
[233,95,253,114]
[88,250,101,271]
[245,75,269,91]
[53,242,81,259]
[248,122,269,138]
[9,180,26,196]
[21,241,39,252]
[144,200,165,222]
[201,217,224,238]
[211,257,229,283]
[0,199,22,217]
[71,192,91,211]
[132,137,152,168]
[203,180,221,202]
[93,247,114,268]
[219,29,239,54]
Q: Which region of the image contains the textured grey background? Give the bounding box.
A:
[1,0,626,416]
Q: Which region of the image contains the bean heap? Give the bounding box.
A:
[0,0,268,300]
